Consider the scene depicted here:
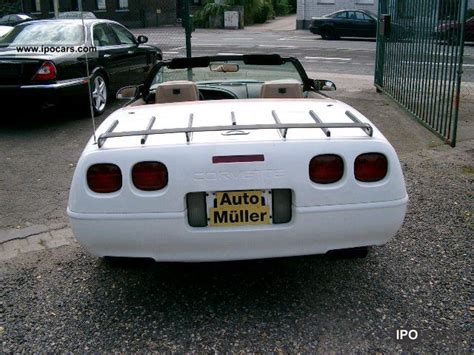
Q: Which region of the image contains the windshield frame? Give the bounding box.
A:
[142,55,312,97]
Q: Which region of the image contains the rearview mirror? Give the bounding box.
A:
[209,63,239,73]
[313,79,337,91]
[137,35,148,44]
[117,86,138,100]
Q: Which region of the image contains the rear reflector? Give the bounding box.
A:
[272,189,292,224]
[212,155,265,164]
[132,161,168,191]
[309,154,344,184]
[355,153,388,182]
[87,164,122,193]
[186,192,208,227]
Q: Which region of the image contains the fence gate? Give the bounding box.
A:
[375,0,468,147]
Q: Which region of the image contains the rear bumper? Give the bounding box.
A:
[309,25,321,35]
[0,77,89,107]
[68,196,408,262]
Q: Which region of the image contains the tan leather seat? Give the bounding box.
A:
[260,79,303,99]
[155,80,199,104]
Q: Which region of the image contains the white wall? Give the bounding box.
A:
[297,0,379,29]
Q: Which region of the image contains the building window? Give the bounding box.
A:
[117,0,129,9]
[317,0,335,4]
[32,0,41,12]
[96,0,106,10]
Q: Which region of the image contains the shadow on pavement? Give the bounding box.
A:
[0,101,120,132]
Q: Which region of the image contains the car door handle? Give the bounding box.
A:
[103,54,111,58]
[128,50,134,54]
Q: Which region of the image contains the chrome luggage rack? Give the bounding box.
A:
[97,110,373,148]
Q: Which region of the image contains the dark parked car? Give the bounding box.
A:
[0,14,34,26]
[436,16,474,43]
[309,9,377,40]
[0,19,162,115]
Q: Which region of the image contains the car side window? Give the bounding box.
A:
[93,23,119,47]
[334,12,347,19]
[355,12,366,21]
[362,13,373,21]
[347,12,357,20]
[110,24,136,45]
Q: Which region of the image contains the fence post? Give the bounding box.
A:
[451,0,468,147]
[184,0,193,58]
[375,0,388,91]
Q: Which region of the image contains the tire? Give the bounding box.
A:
[447,30,459,45]
[90,72,108,116]
[321,27,337,40]
[327,246,370,259]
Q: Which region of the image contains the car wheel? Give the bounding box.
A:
[327,246,369,259]
[91,73,108,116]
[447,30,459,45]
[322,27,337,40]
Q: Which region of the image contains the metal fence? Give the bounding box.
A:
[130,0,193,60]
[375,0,468,147]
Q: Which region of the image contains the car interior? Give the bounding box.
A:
[127,55,329,106]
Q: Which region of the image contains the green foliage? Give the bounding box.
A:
[0,0,21,16]
[253,0,273,23]
[228,0,272,24]
[194,0,230,28]
[272,0,290,16]
[194,0,291,28]
[287,0,296,13]
[468,9,474,18]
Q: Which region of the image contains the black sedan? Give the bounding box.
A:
[0,13,34,26]
[0,19,162,115]
[309,9,377,40]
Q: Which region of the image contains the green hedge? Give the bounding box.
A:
[0,0,21,16]
[194,0,291,28]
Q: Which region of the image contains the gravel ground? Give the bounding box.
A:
[1,140,472,352]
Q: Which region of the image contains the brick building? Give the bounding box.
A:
[19,0,178,28]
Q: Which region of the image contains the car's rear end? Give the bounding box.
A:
[0,21,90,111]
[68,99,408,262]
[309,18,325,35]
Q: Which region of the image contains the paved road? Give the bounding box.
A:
[132,28,474,81]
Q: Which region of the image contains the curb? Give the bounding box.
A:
[0,225,76,262]
[0,223,68,244]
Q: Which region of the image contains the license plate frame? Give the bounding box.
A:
[207,190,273,227]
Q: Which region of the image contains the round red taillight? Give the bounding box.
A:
[309,154,344,184]
[87,164,122,193]
[354,153,388,182]
[132,161,168,191]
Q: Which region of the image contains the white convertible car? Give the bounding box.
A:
[68,55,408,262]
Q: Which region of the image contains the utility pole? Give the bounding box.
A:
[54,0,59,18]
